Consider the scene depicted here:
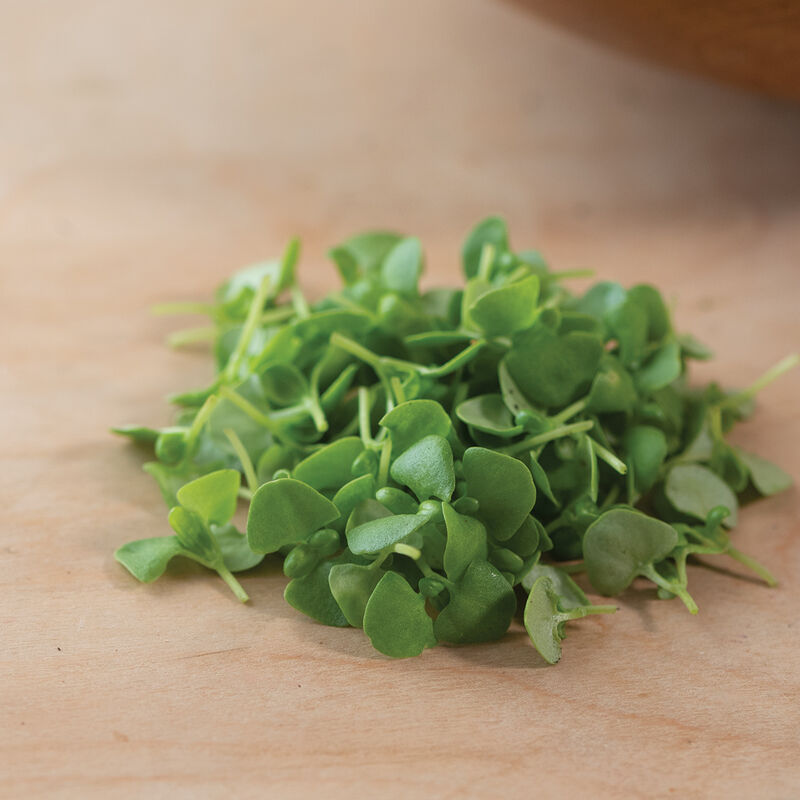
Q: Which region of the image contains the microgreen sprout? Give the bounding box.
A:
[113,218,796,663]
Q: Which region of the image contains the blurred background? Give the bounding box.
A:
[3,0,800,282]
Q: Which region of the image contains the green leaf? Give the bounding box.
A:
[571,281,626,319]
[664,464,738,527]
[328,562,383,627]
[583,508,678,595]
[736,448,792,496]
[390,434,455,501]
[528,453,559,507]
[468,275,539,337]
[462,216,508,279]
[346,498,393,532]
[213,524,264,572]
[142,460,199,509]
[284,559,349,627]
[505,515,544,558]
[523,576,565,664]
[114,536,186,583]
[379,399,452,455]
[293,438,365,491]
[293,309,372,341]
[168,506,221,567]
[433,560,516,644]
[504,327,603,410]
[333,231,402,276]
[260,363,308,406]
[605,296,648,367]
[247,478,340,553]
[331,475,377,529]
[442,502,488,581]
[381,236,423,295]
[627,284,671,342]
[175,469,241,527]
[463,447,536,541]
[346,513,428,555]
[363,572,436,657]
[456,394,523,438]
[111,425,160,445]
[624,426,667,493]
[586,356,637,413]
[635,340,682,392]
[520,563,588,608]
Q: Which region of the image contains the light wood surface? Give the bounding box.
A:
[2,2,800,798]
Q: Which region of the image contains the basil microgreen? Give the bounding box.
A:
[113,218,796,663]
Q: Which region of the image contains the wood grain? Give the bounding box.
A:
[2,1,800,797]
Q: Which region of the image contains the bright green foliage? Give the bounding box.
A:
[433,560,517,644]
[328,562,383,627]
[113,218,795,663]
[524,576,615,664]
[504,327,603,410]
[247,479,340,553]
[390,435,455,501]
[379,400,452,455]
[456,394,523,438]
[363,572,436,657]
[736,448,792,496]
[346,512,429,555]
[463,448,536,541]
[293,438,365,491]
[442,502,488,581]
[468,275,540,337]
[584,508,678,594]
[115,469,257,602]
[665,464,739,527]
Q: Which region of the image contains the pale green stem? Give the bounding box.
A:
[224,274,272,381]
[290,284,311,319]
[477,243,496,281]
[501,420,594,456]
[167,326,218,348]
[377,438,392,488]
[393,543,421,560]
[151,301,217,316]
[719,353,799,410]
[391,376,406,405]
[600,484,620,510]
[590,439,628,475]
[260,306,296,326]
[415,341,486,376]
[557,604,616,623]
[332,332,485,381]
[641,564,698,615]
[218,386,290,444]
[726,547,778,587]
[330,332,382,370]
[305,397,329,433]
[550,397,588,426]
[223,427,258,493]
[559,561,585,575]
[358,386,375,446]
[184,395,219,455]
[216,564,249,603]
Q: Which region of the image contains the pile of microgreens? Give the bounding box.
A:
[113,218,796,663]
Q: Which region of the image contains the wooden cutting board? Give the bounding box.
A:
[3,1,799,797]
